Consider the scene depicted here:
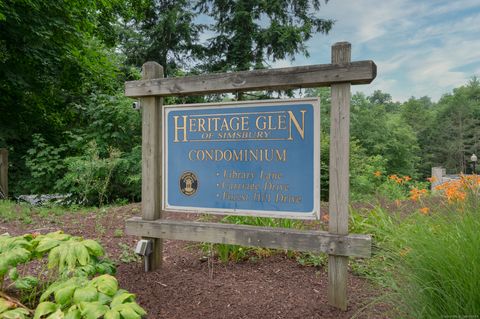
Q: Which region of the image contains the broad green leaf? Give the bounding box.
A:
[0,298,15,313]
[82,240,104,257]
[64,309,81,319]
[118,306,141,319]
[34,302,58,319]
[74,244,90,266]
[8,268,18,281]
[128,303,146,316]
[78,302,108,319]
[47,247,61,269]
[65,248,78,271]
[75,264,96,277]
[14,276,39,290]
[111,303,146,317]
[73,287,98,303]
[42,278,86,302]
[110,293,135,308]
[45,308,64,319]
[54,286,76,306]
[97,293,112,306]
[35,238,62,254]
[91,275,118,296]
[103,309,120,319]
[5,248,31,266]
[0,259,9,276]
[0,308,30,319]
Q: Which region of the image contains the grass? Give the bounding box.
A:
[0,199,94,224]
[389,206,480,317]
[349,192,480,318]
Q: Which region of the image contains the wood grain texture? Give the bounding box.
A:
[140,62,164,270]
[125,217,371,258]
[0,149,7,199]
[328,42,352,311]
[125,61,376,97]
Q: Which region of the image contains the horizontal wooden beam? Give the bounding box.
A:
[125,61,377,98]
[125,217,371,258]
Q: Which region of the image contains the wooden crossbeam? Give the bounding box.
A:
[125,217,371,258]
[125,61,376,98]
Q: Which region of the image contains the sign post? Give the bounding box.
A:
[328,42,352,310]
[162,99,320,219]
[140,62,164,270]
[0,148,7,199]
[125,42,376,310]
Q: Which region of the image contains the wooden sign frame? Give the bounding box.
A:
[124,42,376,311]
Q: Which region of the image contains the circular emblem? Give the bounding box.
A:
[179,171,198,196]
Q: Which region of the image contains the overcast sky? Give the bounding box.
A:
[272,0,480,102]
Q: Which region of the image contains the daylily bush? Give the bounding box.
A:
[352,173,480,317]
[0,231,145,319]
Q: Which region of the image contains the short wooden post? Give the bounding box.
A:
[328,42,351,310]
[0,148,7,199]
[141,62,164,270]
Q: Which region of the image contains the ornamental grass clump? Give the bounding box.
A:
[369,175,480,317]
[391,204,480,317]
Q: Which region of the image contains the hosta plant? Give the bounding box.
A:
[0,297,31,319]
[0,231,146,318]
[36,274,146,319]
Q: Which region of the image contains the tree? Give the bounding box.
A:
[400,96,434,176]
[0,0,124,193]
[195,0,333,73]
[350,93,420,176]
[427,78,480,173]
[120,0,205,76]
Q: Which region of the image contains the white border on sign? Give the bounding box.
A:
[162,98,321,220]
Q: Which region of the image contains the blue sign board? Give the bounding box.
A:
[163,98,320,219]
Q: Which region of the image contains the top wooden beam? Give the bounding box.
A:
[125,60,376,98]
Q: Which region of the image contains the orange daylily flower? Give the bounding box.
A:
[321,213,330,222]
[388,174,403,184]
[374,171,382,177]
[409,187,428,201]
[419,207,430,215]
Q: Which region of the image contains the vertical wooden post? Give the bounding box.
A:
[0,149,7,199]
[328,42,351,310]
[141,62,164,270]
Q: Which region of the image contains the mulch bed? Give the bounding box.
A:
[0,204,392,318]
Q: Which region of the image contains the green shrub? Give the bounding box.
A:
[56,141,121,206]
[0,231,146,318]
[24,134,67,194]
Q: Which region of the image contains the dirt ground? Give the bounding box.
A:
[0,204,392,319]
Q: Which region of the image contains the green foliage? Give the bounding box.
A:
[23,134,67,194]
[122,0,205,76]
[57,142,121,206]
[37,275,145,319]
[296,253,327,268]
[427,78,480,174]
[117,243,141,264]
[0,230,145,318]
[0,0,125,195]
[196,0,333,72]
[201,214,303,263]
[0,298,30,319]
[350,93,420,176]
[221,215,303,229]
[320,131,387,200]
[203,244,251,263]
